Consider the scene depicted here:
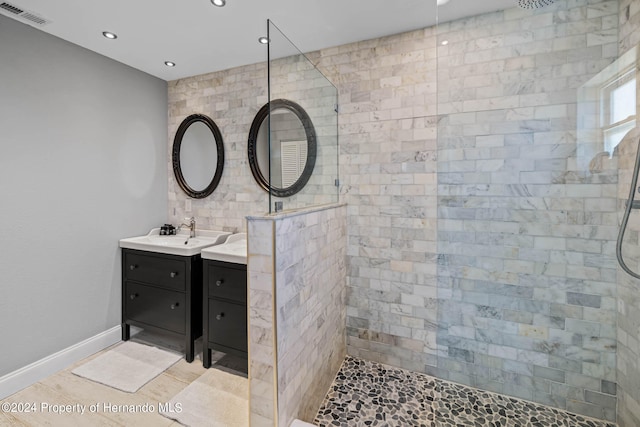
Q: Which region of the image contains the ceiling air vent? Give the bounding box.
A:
[0,2,23,14]
[0,2,50,25]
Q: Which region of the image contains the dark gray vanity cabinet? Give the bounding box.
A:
[203,259,247,369]
[121,249,202,362]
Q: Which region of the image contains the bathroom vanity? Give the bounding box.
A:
[119,228,230,362]
[121,249,203,362]
[201,234,248,369]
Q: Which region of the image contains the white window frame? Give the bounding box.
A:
[600,66,636,157]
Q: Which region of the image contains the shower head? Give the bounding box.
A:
[518,0,556,8]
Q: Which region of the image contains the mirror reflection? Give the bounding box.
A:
[181,121,218,190]
[172,114,224,199]
[248,99,316,197]
[256,109,308,188]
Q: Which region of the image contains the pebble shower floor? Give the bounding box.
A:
[313,356,616,427]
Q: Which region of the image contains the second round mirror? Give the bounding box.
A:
[248,99,317,197]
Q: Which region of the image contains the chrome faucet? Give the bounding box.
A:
[178,217,196,238]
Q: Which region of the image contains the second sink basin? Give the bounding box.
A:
[201,233,247,264]
[119,228,231,256]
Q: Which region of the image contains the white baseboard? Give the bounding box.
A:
[0,326,121,399]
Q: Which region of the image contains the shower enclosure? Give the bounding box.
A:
[434,0,635,424]
[341,1,639,426]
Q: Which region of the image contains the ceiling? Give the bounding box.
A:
[0,0,516,81]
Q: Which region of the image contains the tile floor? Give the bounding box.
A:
[314,356,617,427]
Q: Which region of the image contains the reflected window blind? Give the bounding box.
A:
[280,140,306,187]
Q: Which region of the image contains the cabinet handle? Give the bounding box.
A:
[215,313,224,320]
[170,272,177,278]
[130,293,139,300]
[171,303,180,310]
[216,280,223,287]
[129,264,138,270]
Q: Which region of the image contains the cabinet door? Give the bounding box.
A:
[124,251,186,291]
[207,265,246,303]
[125,282,186,334]
[208,300,247,352]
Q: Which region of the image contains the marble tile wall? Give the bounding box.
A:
[247,217,277,427]
[246,204,347,427]
[619,0,640,52]
[310,27,441,375]
[435,0,619,422]
[274,204,347,426]
[617,1,640,425]
[615,134,640,427]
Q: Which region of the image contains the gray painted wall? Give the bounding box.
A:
[0,15,168,376]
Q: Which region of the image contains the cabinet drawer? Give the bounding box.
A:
[207,265,246,303]
[124,251,186,291]
[125,282,185,334]
[208,300,247,352]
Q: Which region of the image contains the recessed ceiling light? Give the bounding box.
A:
[441,40,449,45]
[165,61,176,67]
[258,36,269,44]
[210,0,226,6]
[437,0,450,5]
[102,31,117,39]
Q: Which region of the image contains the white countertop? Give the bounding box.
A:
[200,233,247,264]
[119,228,231,256]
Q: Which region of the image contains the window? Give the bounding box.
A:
[601,67,636,156]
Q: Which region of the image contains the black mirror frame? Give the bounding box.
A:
[172,114,225,199]
[247,99,317,198]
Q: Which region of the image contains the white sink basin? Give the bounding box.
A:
[201,233,247,264]
[119,228,231,256]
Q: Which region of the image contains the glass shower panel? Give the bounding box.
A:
[267,20,339,213]
[436,0,619,422]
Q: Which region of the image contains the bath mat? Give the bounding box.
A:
[71,341,181,393]
[159,367,248,427]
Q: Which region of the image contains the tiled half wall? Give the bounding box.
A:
[247,204,347,427]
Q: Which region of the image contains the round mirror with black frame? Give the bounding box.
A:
[247,99,317,198]
[172,114,225,199]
